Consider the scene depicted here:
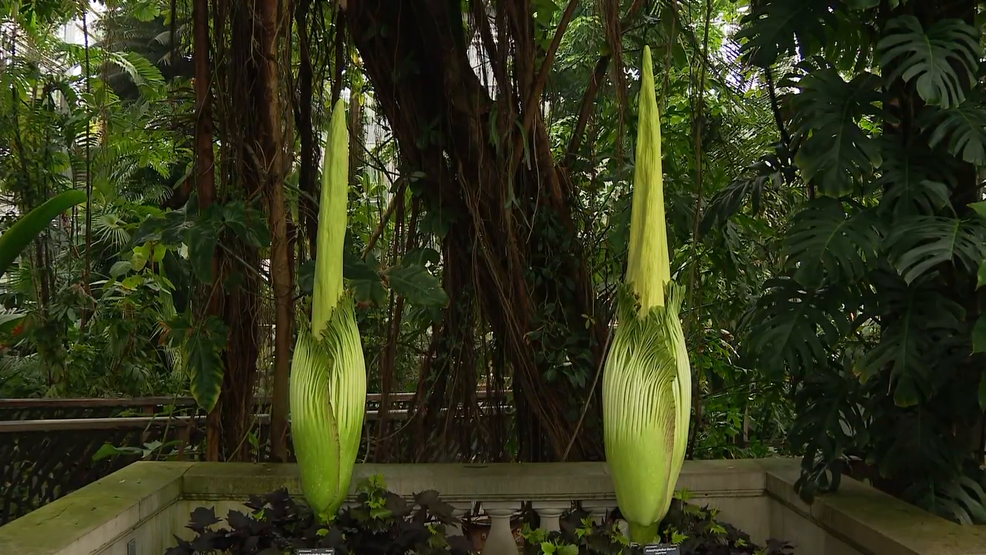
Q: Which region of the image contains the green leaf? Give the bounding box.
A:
[735,0,833,68]
[343,250,383,282]
[856,273,964,407]
[417,208,454,239]
[185,316,228,413]
[110,260,132,278]
[152,244,168,263]
[978,260,986,290]
[0,311,25,335]
[787,67,882,197]
[877,16,981,109]
[402,247,441,267]
[131,244,150,272]
[121,275,143,290]
[165,314,193,345]
[972,316,986,354]
[386,263,449,308]
[343,251,387,306]
[874,141,952,217]
[886,216,985,284]
[743,278,850,376]
[0,190,86,279]
[134,210,189,246]
[186,208,222,284]
[107,51,164,90]
[298,260,316,295]
[352,279,388,307]
[92,443,143,461]
[941,478,986,524]
[701,151,782,233]
[132,1,161,21]
[224,201,271,248]
[926,98,986,165]
[782,198,881,290]
[970,201,986,219]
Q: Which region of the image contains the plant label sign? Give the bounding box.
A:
[643,545,680,555]
[297,550,335,555]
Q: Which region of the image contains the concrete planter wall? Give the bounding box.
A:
[1,458,984,555]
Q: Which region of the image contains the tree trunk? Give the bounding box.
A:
[348,0,607,461]
[200,0,287,461]
[293,0,319,259]
[258,0,293,463]
[192,0,222,462]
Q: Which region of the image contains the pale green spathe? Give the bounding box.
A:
[290,98,367,521]
[602,45,691,544]
[290,301,365,519]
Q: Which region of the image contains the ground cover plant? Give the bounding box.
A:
[166,478,795,555]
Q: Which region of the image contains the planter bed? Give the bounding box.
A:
[164,481,794,555]
[1,459,984,555]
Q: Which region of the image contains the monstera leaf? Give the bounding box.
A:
[878,16,981,109]
[782,198,881,290]
[886,215,985,284]
[910,477,986,526]
[874,141,954,217]
[856,273,965,407]
[742,277,852,376]
[925,96,986,166]
[786,66,882,197]
[735,0,833,68]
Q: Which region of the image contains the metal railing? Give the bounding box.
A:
[0,391,512,525]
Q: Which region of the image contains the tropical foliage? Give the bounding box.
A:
[722,0,986,524]
[1,0,984,528]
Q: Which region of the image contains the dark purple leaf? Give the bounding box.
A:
[188,506,220,533]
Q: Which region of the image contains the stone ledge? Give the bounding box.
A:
[764,465,986,555]
[0,462,193,555]
[180,459,769,504]
[6,457,982,555]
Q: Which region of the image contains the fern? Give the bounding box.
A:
[700,151,787,233]
[877,16,981,110]
[107,51,165,90]
[782,198,882,290]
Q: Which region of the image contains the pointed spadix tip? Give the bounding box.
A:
[329,98,348,139]
[641,45,655,92]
